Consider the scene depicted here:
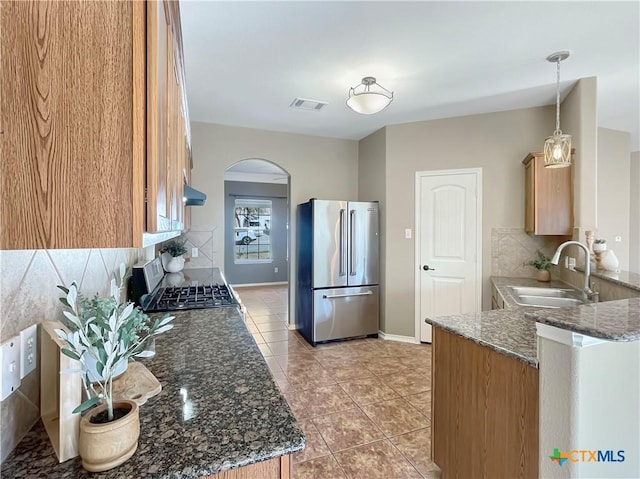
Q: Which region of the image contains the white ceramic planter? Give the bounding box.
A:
[161,252,185,273]
[593,243,607,253]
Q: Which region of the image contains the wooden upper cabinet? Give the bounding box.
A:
[0,0,145,249]
[147,0,172,234]
[0,0,191,249]
[523,152,574,236]
[147,0,189,235]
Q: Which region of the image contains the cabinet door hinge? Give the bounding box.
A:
[144,188,148,203]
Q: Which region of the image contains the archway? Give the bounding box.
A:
[223,159,291,316]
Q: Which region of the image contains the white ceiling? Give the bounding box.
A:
[181,1,640,150]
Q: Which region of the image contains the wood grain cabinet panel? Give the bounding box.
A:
[200,455,291,479]
[0,0,191,249]
[432,327,538,479]
[523,152,574,236]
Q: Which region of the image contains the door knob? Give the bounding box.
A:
[423,265,435,271]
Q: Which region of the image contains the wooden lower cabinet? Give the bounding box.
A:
[432,327,538,479]
[200,455,291,479]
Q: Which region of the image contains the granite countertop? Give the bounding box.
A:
[1,307,305,478]
[424,277,588,367]
[424,307,539,367]
[527,297,640,341]
[579,267,640,292]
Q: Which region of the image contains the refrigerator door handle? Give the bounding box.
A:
[323,291,373,299]
[339,209,347,276]
[349,209,356,276]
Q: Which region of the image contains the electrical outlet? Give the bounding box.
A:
[191,247,199,258]
[274,267,278,273]
[568,257,576,270]
[404,228,412,239]
[1,336,21,400]
[20,324,37,379]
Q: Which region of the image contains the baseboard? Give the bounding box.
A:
[231,281,288,288]
[378,331,420,344]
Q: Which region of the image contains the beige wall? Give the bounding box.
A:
[358,128,387,330]
[0,248,142,462]
[597,127,631,271]
[631,152,640,274]
[189,122,359,319]
[562,77,598,232]
[381,106,554,337]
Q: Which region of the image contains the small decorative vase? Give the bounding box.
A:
[79,400,140,472]
[593,243,607,253]
[598,249,619,272]
[161,252,185,273]
[536,269,551,282]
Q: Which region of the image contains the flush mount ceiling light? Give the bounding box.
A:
[544,51,572,168]
[346,76,393,114]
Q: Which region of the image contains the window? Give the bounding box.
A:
[234,199,272,263]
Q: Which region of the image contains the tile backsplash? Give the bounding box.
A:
[491,227,565,279]
[0,247,142,463]
[179,226,219,270]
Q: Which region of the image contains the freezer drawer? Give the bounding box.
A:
[313,286,379,342]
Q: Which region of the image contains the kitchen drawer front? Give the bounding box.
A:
[313,286,379,342]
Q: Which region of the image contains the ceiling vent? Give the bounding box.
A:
[289,97,328,111]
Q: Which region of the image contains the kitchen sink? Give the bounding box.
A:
[507,286,589,308]
[509,286,574,298]
[514,295,585,308]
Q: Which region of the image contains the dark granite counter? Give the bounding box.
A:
[527,297,640,341]
[1,307,305,478]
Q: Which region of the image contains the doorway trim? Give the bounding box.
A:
[413,167,483,343]
[224,158,293,326]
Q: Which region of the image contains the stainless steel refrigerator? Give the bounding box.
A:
[296,199,379,345]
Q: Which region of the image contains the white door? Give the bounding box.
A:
[417,170,481,343]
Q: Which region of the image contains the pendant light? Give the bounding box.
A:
[543,51,572,168]
[346,76,393,114]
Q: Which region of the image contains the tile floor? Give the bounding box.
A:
[234,284,440,479]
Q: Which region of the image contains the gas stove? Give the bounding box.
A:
[144,283,237,312]
[130,259,238,313]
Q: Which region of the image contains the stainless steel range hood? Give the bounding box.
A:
[183,185,207,206]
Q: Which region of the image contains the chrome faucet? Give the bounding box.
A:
[550,240,595,301]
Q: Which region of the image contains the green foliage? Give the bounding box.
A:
[55,264,175,422]
[527,250,553,270]
[160,239,188,257]
[594,239,606,244]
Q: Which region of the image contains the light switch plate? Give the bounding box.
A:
[20,324,37,379]
[191,247,199,258]
[1,336,21,400]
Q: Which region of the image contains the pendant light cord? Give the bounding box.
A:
[555,59,561,134]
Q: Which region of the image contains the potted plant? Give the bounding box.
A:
[160,239,188,273]
[593,238,607,253]
[527,250,553,282]
[55,267,175,472]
